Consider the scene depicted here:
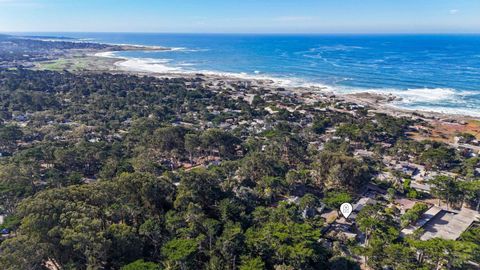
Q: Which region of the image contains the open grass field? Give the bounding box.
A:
[34,56,118,72]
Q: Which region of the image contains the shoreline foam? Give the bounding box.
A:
[93,50,480,119]
[96,50,333,90]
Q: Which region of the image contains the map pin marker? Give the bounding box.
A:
[340,203,353,219]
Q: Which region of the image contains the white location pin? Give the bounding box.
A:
[340,203,353,219]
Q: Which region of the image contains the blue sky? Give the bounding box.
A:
[0,0,479,33]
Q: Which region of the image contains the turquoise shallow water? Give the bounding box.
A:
[22,33,480,116]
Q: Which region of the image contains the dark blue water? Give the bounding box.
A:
[23,33,480,116]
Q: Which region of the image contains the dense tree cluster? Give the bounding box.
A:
[356,204,478,270]
[0,67,478,269]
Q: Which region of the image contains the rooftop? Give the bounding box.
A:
[401,206,442,236]
[401,207,480,240]
[420,208,479,241]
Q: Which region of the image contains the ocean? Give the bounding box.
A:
[24,33,480,117]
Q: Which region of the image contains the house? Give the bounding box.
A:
[354,149,374,158]
[396,164,419,177]
[364,183,387,198]
[321,210,338,224]
[419,208,480,241]
[401,207,480,240]
[353,197,377,212]
[82,178,97,184]
[349,197,377,219]
[401,206,442,236]
[376,171,393,182]
[410,182,432,193]
[395,198,417,215]
[264,107,278,114]
[284,196,300,204]
[324,222,358,241]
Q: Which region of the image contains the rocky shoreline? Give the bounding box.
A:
[39,44,480,125]
[106,53,479,122]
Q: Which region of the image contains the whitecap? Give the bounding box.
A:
[317,45,365,51]
[396,88,457,102]
[391,105,480,118]
[336,86,480,116]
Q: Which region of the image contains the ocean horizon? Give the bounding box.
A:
[17,32,480,117]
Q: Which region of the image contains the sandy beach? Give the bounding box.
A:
[31,45,480,183]
[90,50,479,121]
[32,41,471,129]
[103,48,480,146]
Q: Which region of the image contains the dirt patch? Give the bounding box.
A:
[409,120,480,143]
